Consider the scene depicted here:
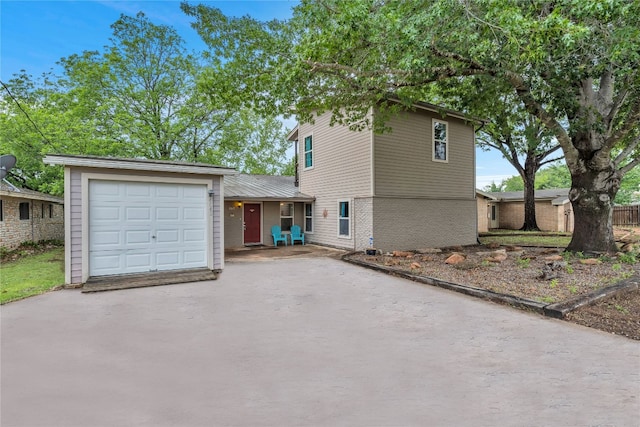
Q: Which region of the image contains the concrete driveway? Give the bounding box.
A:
[2,257,638,426]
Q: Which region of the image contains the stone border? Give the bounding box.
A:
[342,253,639,319]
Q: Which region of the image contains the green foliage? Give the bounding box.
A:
[618,252,638,264]
[182,0,640,253]
[1,12,293,194]
[516,258,531,269]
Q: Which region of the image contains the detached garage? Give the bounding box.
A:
[44,154,235,286]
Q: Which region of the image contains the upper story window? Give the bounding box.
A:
[338,200,350,239]
[280,202,294,232]
[432,119,448,163]
[19,202,30,220]
[304,135,313,169]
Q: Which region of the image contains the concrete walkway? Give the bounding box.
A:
[2,257,638,426]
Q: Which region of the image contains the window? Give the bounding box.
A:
[432,119,448,162]
[41,203,45,218]
[0,200,3,221]
[304,203,313,233]
[304,135,313,169]
[280,202,294,232]
[338,200,350,238]
[49,204,53,218]
[19,202,30,220]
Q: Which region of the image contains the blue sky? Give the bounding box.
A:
[0,0,515,187]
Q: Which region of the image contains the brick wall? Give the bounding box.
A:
[498,200,573,232]
[0,197,64,250]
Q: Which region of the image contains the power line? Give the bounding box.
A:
[0,80,52,147]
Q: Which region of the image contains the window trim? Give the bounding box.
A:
[303,134,314,170]
[19,202,30,220]
[280,202,294,232]
[337,199,351,239]
[432,118,449,163]
[304,203,313,234]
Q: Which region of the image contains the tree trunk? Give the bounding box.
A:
[566,168,619,254]
[520,154,540,231]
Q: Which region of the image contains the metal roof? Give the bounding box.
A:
[224,174,314,202]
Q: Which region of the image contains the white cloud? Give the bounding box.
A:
[476,174,513,190]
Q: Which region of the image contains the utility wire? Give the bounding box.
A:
[0,80,52,147]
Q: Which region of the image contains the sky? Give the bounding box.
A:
[0,0,516,188]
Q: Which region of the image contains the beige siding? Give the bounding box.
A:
[70,169,83,284]
[371,197,477,252]
[224,201,244,248]
[263,202,280,245]
[298,111,372,250]
[374,109,475,199]
[212,176,223,270]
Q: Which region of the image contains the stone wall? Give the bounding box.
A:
[0,197,64,250]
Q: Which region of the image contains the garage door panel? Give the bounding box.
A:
[156,207,179,221]
[125,230,152,245]
[156,229,179,243]
[125,207,151,221]
[184,250,206,264]
[89,180,209,277]
[183,229,206,242]
[91,206,121,221]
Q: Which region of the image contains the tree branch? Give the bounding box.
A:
[606,99,640,150]
[619,154,640,176]
[614,135,640,166]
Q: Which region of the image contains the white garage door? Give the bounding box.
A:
[89,180,208,277]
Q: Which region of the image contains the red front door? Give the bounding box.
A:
[243,203,261,244]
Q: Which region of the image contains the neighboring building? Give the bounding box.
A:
[0,182,64,250]
[477,188,574,232]
[43,154,234,286]
[223,174,314,248]
[287,103,481,252]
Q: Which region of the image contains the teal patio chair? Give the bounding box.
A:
[289,225,305,245]
[271,225,287,246]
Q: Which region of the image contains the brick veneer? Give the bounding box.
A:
[0,197,64,250]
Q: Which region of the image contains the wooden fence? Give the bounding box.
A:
[613,205,640,226]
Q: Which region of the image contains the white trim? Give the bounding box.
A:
[432,118,449,163]
[370,106,375,196]
[280,201,294,231]
[302,133,314,170]
[217,178,225,270]
[80,172,214,282]
[242,201,263,245]
[304,202,314,234]
[64,167,71,285]
[337,199,352,239]
[44,155,236,176]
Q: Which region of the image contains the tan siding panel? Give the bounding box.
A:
[70,169,83,284]
[374,109,475,199]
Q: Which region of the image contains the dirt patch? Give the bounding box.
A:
[348,245,639,339]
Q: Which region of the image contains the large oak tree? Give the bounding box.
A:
[184,0,640,253]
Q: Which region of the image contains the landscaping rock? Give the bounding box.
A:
[580,258,602,265]
[410,262,422,270]
[621,243,635,253]
[487,254,507,263]
[485,242,501,249]
[505,245,523,252]
[445,253,466,264]
[544,255,564,261]
[540,248,560,255]
[392,251,414,258]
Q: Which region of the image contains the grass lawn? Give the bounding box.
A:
[0,248,65,304]
[479,231,572,247]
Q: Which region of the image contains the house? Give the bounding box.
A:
[43,154,235,286]
[287,102,481,252]
[477,188,574,232]
[223,174,314,247]
[0,182,64,250]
